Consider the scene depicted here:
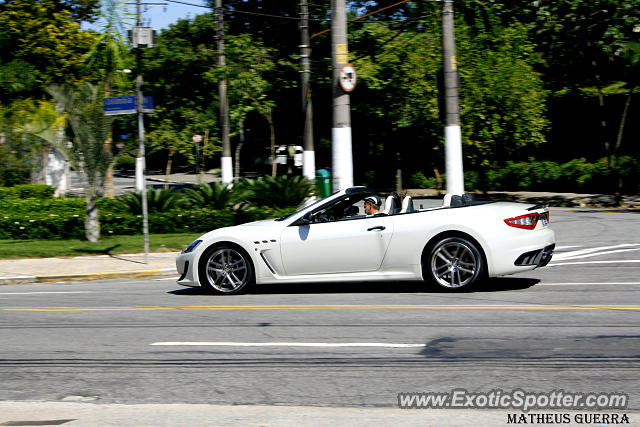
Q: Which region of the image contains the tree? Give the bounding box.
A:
[83,0,133,197]
[46,83,114,242]
[0,0,98,99]
[456,21,548,170]
[205,34,279,176]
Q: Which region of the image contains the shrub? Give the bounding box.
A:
[234,206,298,224]
[410,157,639,194]
[409,172,438,189]
[240,176,315,209]
[0,184,56,200]
[0,208,237,240]
[182,183,247,210]
[111,188,185,213]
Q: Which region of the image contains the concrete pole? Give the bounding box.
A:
[300,0,316,181]
[331,0,353,191]
[216,0,233,184]
[135,0,149,264]
[442,0,464,195]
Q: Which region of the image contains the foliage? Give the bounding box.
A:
[83,0,131,91]
[182,183,248,210]
[412,157,640,194]
[0,0,98,99]
[0,184,56,200]
[0,207,236,240]
[46,82,115,241]
[456,20,549,166]
[237,175,315,208]
[111,188,185,214]
[0,143,30,187]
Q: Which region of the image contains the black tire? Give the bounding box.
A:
[198,245,254,295]
[424,236,485,291]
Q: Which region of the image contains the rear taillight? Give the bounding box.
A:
[540,211,550,225]
[504,213,539,230]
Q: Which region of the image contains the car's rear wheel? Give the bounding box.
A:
[199,245,254,295]
[425,236,485,290]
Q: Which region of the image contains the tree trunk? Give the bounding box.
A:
[85,189,100,242]
[612,86,634,200]
[40,144,49,184]
[267,112,277,177]
[103,139,114,197]
[433,167,443,194]
[235,120,244,181]
[164,149,174,190]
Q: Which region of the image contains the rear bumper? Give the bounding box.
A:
[515,244,555,268]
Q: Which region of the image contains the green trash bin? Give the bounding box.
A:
[315,169,332,198]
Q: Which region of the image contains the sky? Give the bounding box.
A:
[135,0,209,30]
[82,0,210,32]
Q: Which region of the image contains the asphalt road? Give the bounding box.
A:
[0,209,638,411]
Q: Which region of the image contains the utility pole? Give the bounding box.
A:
[215,0,233,184]
[441,0,464,195]
[132,0,152,263]
[331,0,354,191]
[299,0,315,181]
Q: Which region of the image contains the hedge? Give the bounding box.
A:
[0,184,56,200]
[0,209,236,240]
[411,157,640,194]
[0,206,299,240]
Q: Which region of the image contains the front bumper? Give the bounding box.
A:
[176,252,198,287]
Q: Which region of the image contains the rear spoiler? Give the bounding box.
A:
[526,203,548,211]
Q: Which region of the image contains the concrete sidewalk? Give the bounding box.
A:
[7,401,629,427]
[0,251,178,285]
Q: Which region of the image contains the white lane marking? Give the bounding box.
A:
[0,291,92,295]
[553,243,640,260]
[549,260,640,266]
[152,277,180,281]
[151,342,427,348]
[538,282,640,286]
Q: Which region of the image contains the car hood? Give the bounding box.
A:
[239,219,279,227]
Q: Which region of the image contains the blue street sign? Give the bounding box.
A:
[103,96,155,115]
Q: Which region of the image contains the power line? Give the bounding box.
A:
[162,0,430,25]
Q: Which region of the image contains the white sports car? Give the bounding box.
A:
[176,187,555,294]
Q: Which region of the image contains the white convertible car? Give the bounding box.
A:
[176,187,555,294]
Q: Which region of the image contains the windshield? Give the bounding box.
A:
[273,195,332,221]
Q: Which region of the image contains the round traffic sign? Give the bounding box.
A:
[339,64,357,92]
[192,134,203,143]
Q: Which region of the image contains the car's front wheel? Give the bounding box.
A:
[199,245,254,295]
[425,236,485,290]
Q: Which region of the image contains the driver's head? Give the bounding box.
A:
[363,195,381,215]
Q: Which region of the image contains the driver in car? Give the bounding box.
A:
[363,195,383,216]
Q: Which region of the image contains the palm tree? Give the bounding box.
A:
[47,83,114,242]
[83,0,131,198]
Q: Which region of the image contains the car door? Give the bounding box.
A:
[279,216,394,276]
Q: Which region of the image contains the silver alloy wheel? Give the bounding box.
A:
[204,247,250,293]
[430,240,479,289]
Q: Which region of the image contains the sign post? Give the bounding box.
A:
[192,134,203,184]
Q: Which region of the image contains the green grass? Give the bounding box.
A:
[0,233,203,259]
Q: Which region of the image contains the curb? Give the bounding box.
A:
[0,268,176,286]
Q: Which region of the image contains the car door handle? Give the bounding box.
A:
[367,226,386,231]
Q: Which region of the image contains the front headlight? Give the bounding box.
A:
[182,239,202,253]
